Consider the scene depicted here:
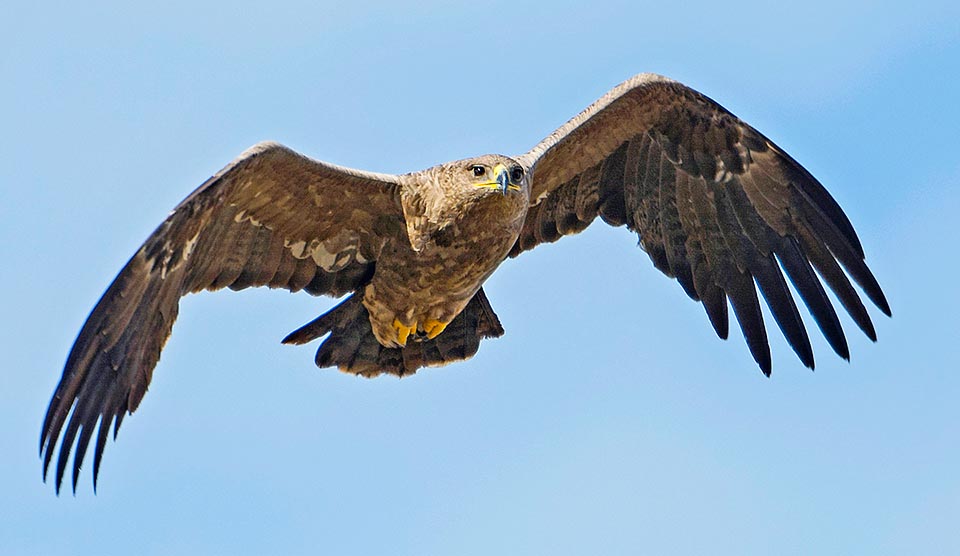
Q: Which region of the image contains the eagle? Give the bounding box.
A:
[41,73,890,493]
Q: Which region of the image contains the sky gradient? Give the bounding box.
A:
[3,2,959,554]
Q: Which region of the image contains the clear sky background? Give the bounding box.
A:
[3,1,959,555]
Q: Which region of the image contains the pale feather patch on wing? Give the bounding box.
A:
[283,230,364,272]
[713,158,738,184]
[232,209,263,227]
[156,229,201,280]
[176,231,202,272]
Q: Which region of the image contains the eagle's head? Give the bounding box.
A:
[431,154,528,205]
[462,154,527,196]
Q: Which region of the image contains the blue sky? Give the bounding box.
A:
[3,1,959,554]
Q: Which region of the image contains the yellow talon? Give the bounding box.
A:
[393,318,416,346]
[423,319,448,340]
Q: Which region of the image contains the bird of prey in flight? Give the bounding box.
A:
[41,73,890,493]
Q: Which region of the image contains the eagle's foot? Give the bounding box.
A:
[422,318,447,340]
[392,317,448,346]
[393,318,417,347]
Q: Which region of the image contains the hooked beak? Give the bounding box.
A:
[495,164,510,195]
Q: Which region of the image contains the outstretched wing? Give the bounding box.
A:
[513,73,890,373]
[41,141,406,493]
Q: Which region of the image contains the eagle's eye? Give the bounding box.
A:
[471,165,486,177]
[511,167,524,182]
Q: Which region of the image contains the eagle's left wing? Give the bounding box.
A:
[513,74,889,373]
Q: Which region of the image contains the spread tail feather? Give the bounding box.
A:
[282,288,504,377]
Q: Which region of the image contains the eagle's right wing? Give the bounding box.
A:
[41,142,407,493]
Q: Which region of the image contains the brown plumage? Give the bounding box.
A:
[42,73,890,493]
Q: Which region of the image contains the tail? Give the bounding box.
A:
[282,288,504,377]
